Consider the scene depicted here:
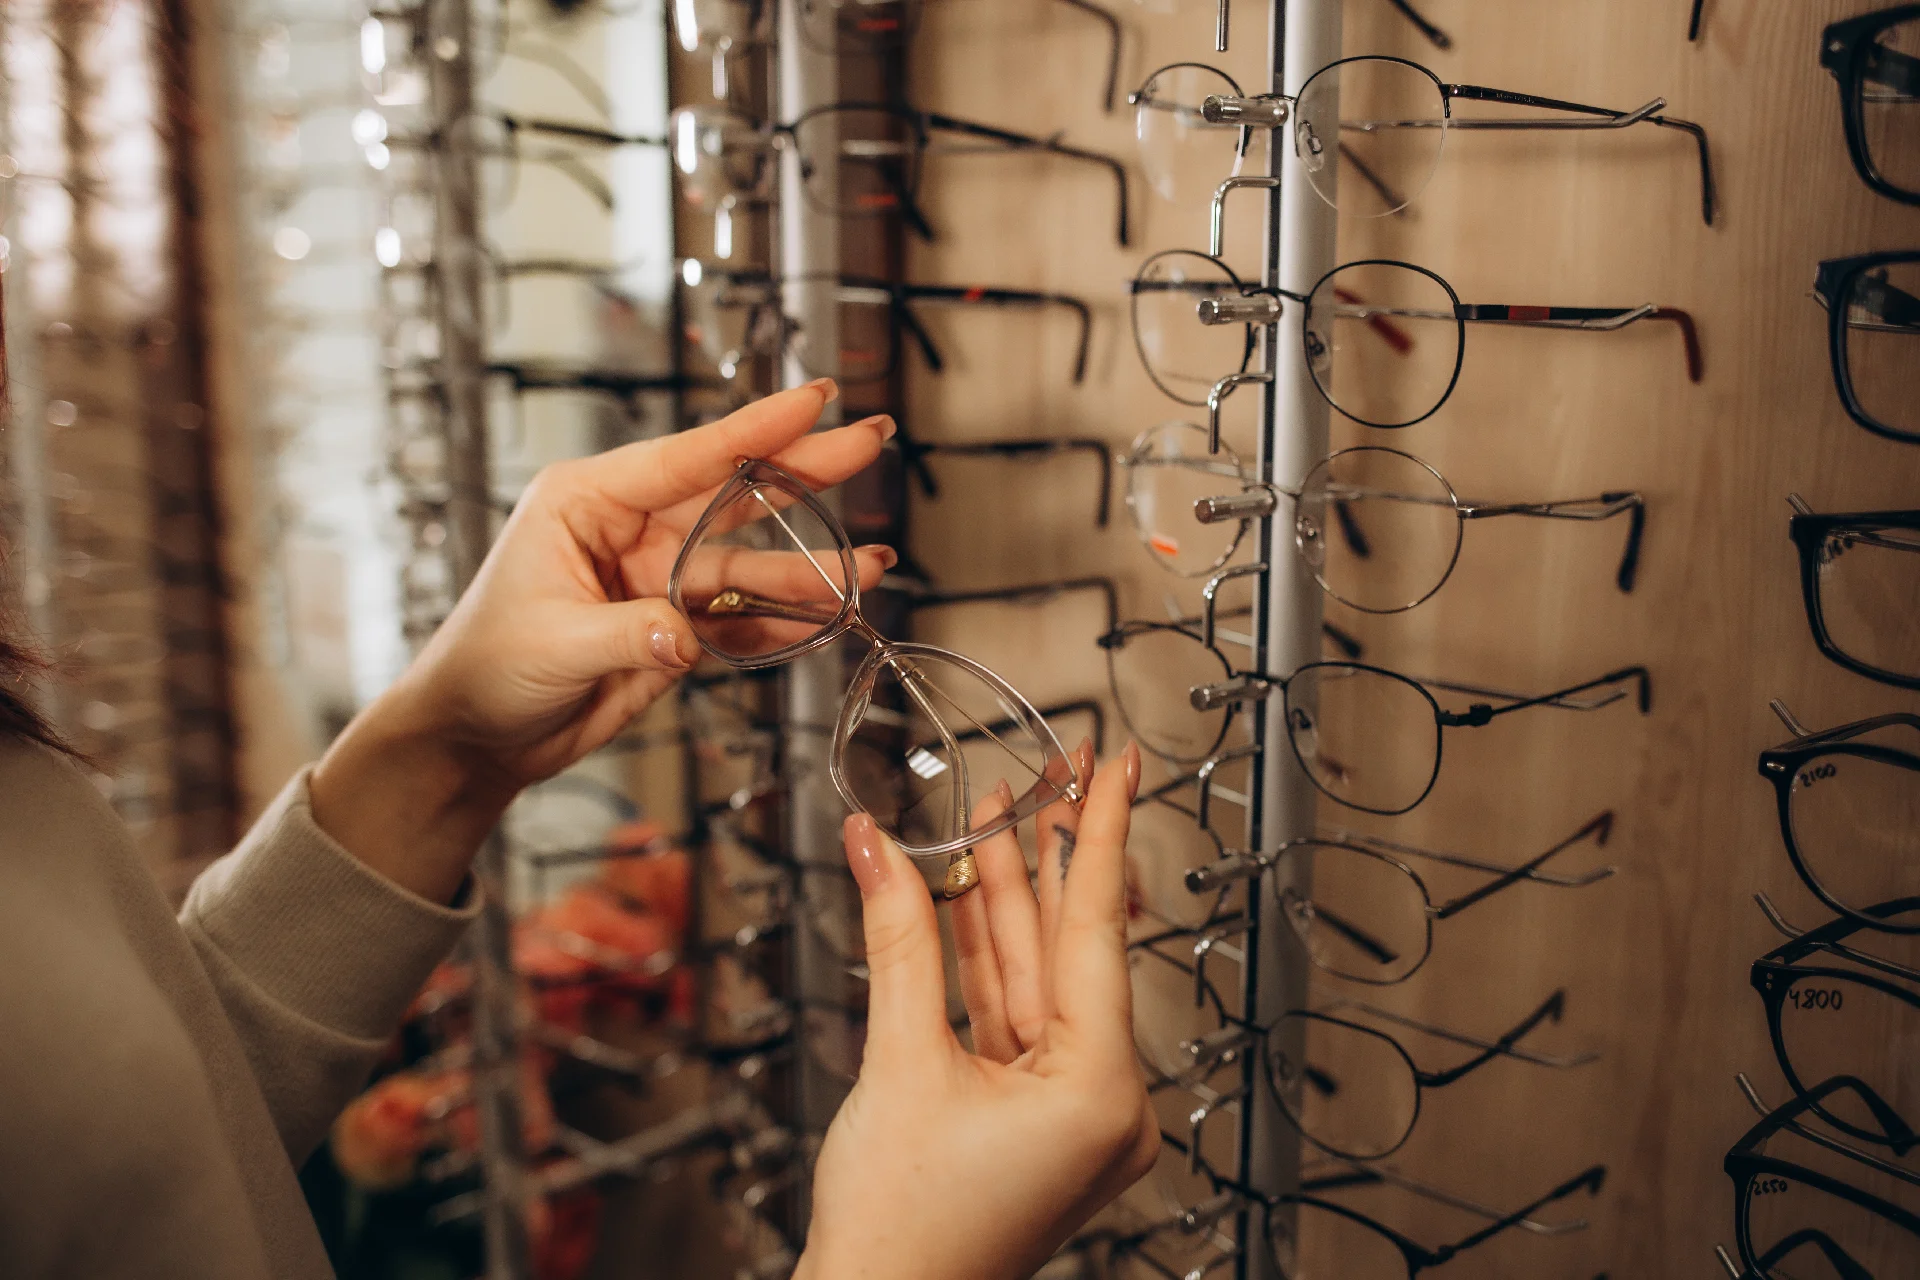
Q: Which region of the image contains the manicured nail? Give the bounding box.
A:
[803,376,839,404]
[649,623,692,671]
[1123,740,1142,801]
[1077,736,1095,772]
[850,411,897,440]
[858,543,900,570]
[994,778,1015,816]
[844,812,891,895]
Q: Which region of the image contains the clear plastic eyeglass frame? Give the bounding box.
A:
[668,458,1087,864]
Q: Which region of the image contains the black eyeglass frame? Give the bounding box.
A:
[1813,249,1920,444]
[1724,1074,1920,1279]
[1757,709,1920,931]
[1751,901,1920,1148]
[1819,5,1920,206]
[1787,505,1920,691]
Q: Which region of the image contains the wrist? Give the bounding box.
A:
[310,684,514,904]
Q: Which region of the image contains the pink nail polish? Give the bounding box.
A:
[803,376,840,404]
[1124,741,1142,801]
[858,543,900,570]
[844,813,891,895]
[649,623,691,671]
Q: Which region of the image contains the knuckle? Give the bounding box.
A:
[861,906,928,972]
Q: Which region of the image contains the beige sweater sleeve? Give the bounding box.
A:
[179,769,478,1166]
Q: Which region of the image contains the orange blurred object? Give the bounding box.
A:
[332,1054,555,1190]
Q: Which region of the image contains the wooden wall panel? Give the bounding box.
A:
[900,0,1920,1274]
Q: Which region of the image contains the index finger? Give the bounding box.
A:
[1051,743,1141,1057]
[588,382,838,514]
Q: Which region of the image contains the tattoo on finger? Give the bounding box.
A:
[1052,823,1077,883]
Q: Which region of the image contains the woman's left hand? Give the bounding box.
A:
[309,382,892,902]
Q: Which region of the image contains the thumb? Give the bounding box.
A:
[560,599,701,682]
[844,813,954,1064]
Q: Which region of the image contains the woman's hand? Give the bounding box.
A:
[309,382,893,902]
[800,743,1159,1280]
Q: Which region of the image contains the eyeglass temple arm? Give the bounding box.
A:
[1435,665,1652,728]
[1719,1232,1876,1280]
[1736,1072,1920,1166]
[1428,1164,1607,1264]
[1048,0,1121,111]
[1346,988,1595,1085]
[898,434,1113,526]
[888,294,947,373]
[907,574,1118,640]
[1302,1157,1597,1235]
[1458,303,1704,382]
[1386,0,1452,48]
[496,113,668,150]
[901,285,1091,383]
[1690,0,1706,40]
[1754,891,1920,984]
[1459,491,1646,592]
[925,113,1130,246]
[1442,87,1716,224]
[1423,810,1618,917]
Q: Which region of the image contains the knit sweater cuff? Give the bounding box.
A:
[182,767,479,1043]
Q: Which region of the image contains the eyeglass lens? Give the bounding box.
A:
[678,477,854,662]
[1281,842,1433,984]
[1772,971,1920,1148]
[792,107,921,218]
[1839,260,1920,439]
[1294,56,1449,218]
[1285,664,1440,815]
[1738,1163,1920,1276]
[1134,63,1248,206]
[1267,1198,1412,1280]
[1811,522,1920,683]
[1126,423,1249,576]
[1108,626,1234,764]
[1132,250,1252,406]
[1303,260,1461,429]
[1784,728,1920,916]
[838,648,1072,851]
[1266,1014,1418,1158]
[1295,447,1462,613]
[1854,17,1920,197]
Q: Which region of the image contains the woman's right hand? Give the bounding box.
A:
[799,743,1158,1280]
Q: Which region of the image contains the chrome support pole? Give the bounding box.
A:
[774,0,849,1234]
[1242,0,1338,1274]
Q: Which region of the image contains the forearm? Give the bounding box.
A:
[308,681,513,906]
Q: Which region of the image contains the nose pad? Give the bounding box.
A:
[1303,324,1332,375]
[1294,511,1327,569]
[1288,705,1319,763]
[1294,118,1326,171]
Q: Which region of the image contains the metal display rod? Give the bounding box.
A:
[1241,0,1338,1274]
[425,0,533,1275]
[773,0,851,1237]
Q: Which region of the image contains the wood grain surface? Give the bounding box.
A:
[895,1,1920,1274]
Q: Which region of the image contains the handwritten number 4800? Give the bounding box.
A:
[1787,988,1845,1011]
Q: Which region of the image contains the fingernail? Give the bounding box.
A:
[844,813,891,895]
[649,623,692,671]
[850,411,896,440]
[1077,736,1095,770]
[803,376,839,404]
[859,543,900,570]
[994,778,1014,815]
[1123,740,1142,801]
